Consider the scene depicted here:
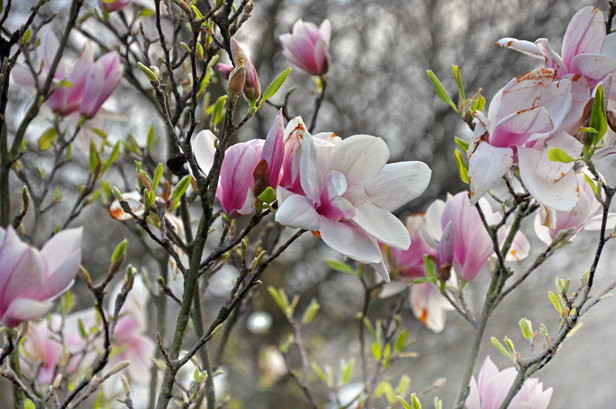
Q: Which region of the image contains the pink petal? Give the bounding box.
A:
[327,134,389,187]
[319,218,382,265]
[562,6,605,69]
[275,194,321,231]
[468,142,513,205]
[352,201,410,249]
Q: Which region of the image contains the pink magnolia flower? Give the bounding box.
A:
[379,214,454,333]
[0,227,82,328]
[421,194,529,282]
[534,171,606,245]
[230,39,260,102]
[193,110,285,218]
[275,117,431,282]
[466,356,552,409]
[497,6,616,99]
[280,19,331,77]
[98,0,133,12]
[79,51,124,119]
[13,32,94,116]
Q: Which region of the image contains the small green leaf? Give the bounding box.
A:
[472,95,486,112]
[397,374,411,396]
[211,95,227,127]
[267,286,288,314]
[89,139,100,176]
[169,175,191,201]
[399,397,413,409]
[426,70,457,112]
[145,189,156,209]
[101,142,120,176]
[454,136,469,153]
[548,291,563,315]
[137,8,155,18]
[111,239,127,264]
[311,364,328,384]
[341,358,355,384]
[519,318,533,340]
[423,255,436,278]
[324,259,355,274]
[491,337,511,359]
[372,342,382,361]
[152,163,164,190]
[589,84,607,146]
[452,65,465,106]
[547,147,575,164]
[191,5,204,19]
[78,318,87,339]
[434,397,443,409]
[585,174,599,197]
[301,298,320,324]
[147,126,155,150]
[257,186,276,204]
[411,393,422,409]
[455,149,469,183]
[21,29,32,44]
[259,68,292,108]
[38,128,57,151]
[395,330,409,353]
[363,317,376,340]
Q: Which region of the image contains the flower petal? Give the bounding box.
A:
[562,6,605,69]
[352,201,410,249]
[192,129,217,175]
[275,194,321,231]
[319,218,382,265]
[327,134,390,187]
[468,142,513,205]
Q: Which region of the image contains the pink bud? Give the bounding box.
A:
[230,39,260,101]
[279,19,331,77]
[260,109,285,189]
[218,143,260,218]
[79,51,124,119]
[215,63,234,80]
[436,221,454,273]
[48,43,94,116]
[98,0,133,12]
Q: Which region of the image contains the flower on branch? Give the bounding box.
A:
[279,19,331,77]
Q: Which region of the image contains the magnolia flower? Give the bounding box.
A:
[215,63,234,80]
[22,315,64,385]
[0,227,82,328]
[280,19,331,77]
[230,39,260,102]
[275,117,431,282]
[192,110,285,218]
[534,171,608,244]
[13,32,94,116]
[80,51,124,119]
[98,0,133,12]
[497,6,616,99]
[420,193,529,283]
[466,356,553,409]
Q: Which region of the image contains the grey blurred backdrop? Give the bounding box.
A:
[2,0,615,408]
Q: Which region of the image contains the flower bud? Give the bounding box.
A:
[228,65,247,96]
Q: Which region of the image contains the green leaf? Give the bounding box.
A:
[394,330,409,353]
[145,189,156,210]
[324,258,355,274]
[169,175,191,201]
[147,126,156,150]
[397,374,411,396]
[363,317,376,340]
[455,149,469,183]
[78,318,87,339]
[519,318,532,340]
[211,95,227,127]
[434,397,443,409]
[301,298,320,324]
[89,139,100,176]
[137,7,155,18]
[454,136,469,153]
[472,95,486,112]
[547,147,575,164]
[311,364,328,384]
[267,286,288,315]
[259,68,292,108]
[38,128,57,151]
[585,174,599,197]
[376,381,396,404]
[152,163,164,190]
[423,255,436,278]
[411,393,422,409]
[399,397,413,409]
[589,84,607,146]
[111,239,127,264]
[411,277,434,285]
[578,126,598,134]
[191,5,203,19]
[341,358,355,384]
[21,29,32,44]
[491,337,512,359]
[101,142,120,176]
[257,186,276,204]
[372,342,381,361]
[426,70,457,112]
[548,291,563,315]
[452,65,465,106]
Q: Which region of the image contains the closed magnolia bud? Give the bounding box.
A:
[228,65,247,96]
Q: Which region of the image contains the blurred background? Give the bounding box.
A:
[2,0,615,407]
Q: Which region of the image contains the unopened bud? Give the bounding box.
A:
[228,65,246,96]
[178,0,193,16]
[79,266,93,288]
[124,265,136,292]
[138,62,158,81]
[53,374,62,389]
[109,361,131,376]
[121,375,131,393]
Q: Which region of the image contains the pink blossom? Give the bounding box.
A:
[466,356,552,409]
[0,226,82,328]
[192,110,285,218]
[410,282,454,333]
[13,32,94,116]
[386,214,437,281]
[98,0,133,12]
[79,51,124,119]
[275,117,431,282]
[230,39,260,102]
[279,19,331,77]
[215,63,234,80]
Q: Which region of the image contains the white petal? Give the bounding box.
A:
[192,130,217,175]
[327,135,390,187]
[419,199,445,248]
[344,162,431,211]
[535,131,583,182]
[468,142,513,205]
[518,147,579,211]
[495,38,543,59]
[319,218,382,265]
[352,201,410,249]
[275,195,321,231]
